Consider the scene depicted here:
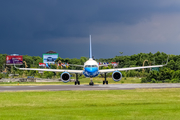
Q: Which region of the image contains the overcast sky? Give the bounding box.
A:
[1,0,180,58]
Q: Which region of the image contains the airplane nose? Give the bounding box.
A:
[83,67,99,77]
[85,67,98,73]
[86,68,93,73]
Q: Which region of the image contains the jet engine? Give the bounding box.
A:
[61,72,71,83]
[112,71,122,82]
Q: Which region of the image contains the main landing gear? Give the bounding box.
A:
[103,73,108,85]
[74,73,80,85]
[88,73,108,86]
[89,77,94,86]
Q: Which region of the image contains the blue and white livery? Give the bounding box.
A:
[14,35,168,85]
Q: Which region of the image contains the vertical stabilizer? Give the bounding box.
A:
[89,35,92,59]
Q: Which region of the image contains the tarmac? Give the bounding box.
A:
[1,83,180,92]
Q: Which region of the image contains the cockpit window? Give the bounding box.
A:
[92,65,97,67]
[85,65,97,67]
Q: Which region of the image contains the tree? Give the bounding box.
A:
[167,60,176,70]
[44,71,54,79]
[23,55,33,68]
[146,70,159,80]
[0,54,6,71]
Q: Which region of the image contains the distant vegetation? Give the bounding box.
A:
[1,51,180,83]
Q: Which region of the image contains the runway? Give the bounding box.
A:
[1,83,180,92]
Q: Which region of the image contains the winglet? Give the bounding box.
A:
[89,35,92,59]
[165,56,169,65]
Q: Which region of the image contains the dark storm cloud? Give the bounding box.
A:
[0,1,160,39]
[1,0,180,58]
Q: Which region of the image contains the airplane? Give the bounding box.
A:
[14,35,168,85]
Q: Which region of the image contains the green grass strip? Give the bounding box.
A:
[0,88,180,120]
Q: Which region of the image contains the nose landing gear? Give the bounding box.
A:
[89,77,94,85]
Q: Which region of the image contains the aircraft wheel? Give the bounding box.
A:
[89,82,94,86]
[106,81,108,85]
[78,81,80,85]
[103,81,105,85]
[75,81,77,85]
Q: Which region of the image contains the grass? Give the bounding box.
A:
[0,77,142,86]
[0,88,180,119]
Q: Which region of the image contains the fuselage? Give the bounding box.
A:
[83,58,99,77]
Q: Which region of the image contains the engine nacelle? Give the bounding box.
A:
[112,71,122,82]
[61,72,71,83]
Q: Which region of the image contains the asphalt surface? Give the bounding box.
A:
[1,83,180,92]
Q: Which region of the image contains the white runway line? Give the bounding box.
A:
[0,86,15,88]
[28,86,37,87]
[98,83,180,89]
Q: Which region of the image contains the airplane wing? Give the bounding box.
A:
[100,56,169,73]
[15,67,83,74]
[68,64,84,67]
[99,64,166,73]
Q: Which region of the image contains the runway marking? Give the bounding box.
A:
[1,86,15,88]
[28,86,37,87]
